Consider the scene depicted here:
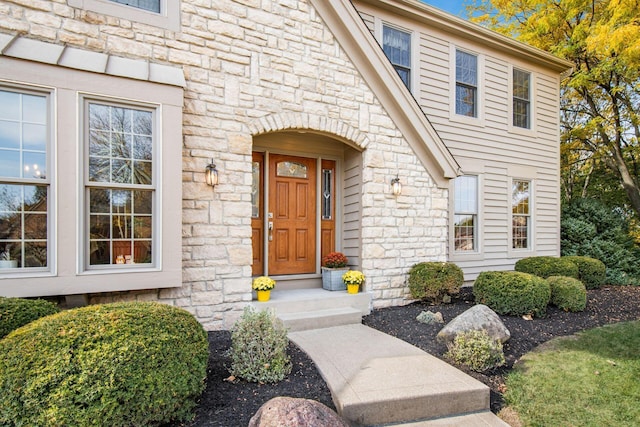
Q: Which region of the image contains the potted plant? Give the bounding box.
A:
[0,247,18,269]
[343,270,365,294]
[252,276,276,302]
[321,252,349,291]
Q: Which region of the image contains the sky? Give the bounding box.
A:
[421,0,468,17]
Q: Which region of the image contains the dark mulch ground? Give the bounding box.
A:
[168,286,640,427]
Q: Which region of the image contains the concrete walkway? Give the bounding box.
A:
[289,324,510,427]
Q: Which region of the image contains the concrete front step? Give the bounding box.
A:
[250,288,372,331]
[278,306,363,332]
[290,324,491,426]
[386,411,510,426]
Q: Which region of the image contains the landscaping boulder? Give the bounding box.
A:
[248,396,350,427]
[416,310,444,325]
[437,304,510,343]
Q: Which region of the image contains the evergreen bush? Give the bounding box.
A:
[445,330,505,372]
[515,256,579,279]
[408,262,464,303]
[562,198,640,285]
[563,256,606,289]
[473,271,551,317]
[0,302,209,426]
[547,276,587,312]
[228,307,291,383]
[0,297,59,339]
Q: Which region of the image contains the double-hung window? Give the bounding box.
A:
[513,69,531,129]
[453,175,478,252]
[0,88,50,271]
[455,50,478,117]
[512,179,531,249]
[85,100,155,267]
[383,25,411,89]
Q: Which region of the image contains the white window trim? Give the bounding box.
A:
[375,18,418,94]
[0,57,182,298]
[449,45,485,126]
[508,65,536,136]
[67,0,180,32]
[0,82,56,278]
[449,173,484,262]
[508,176,535,257]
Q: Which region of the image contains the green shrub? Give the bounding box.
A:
[473,271,551,317]
[445,330,505,372]
[515,256,579,279]
[562,198,640,285]
[0,302,209,427]
[547,276,587,312]
[563,256,606,289]
[408,262,464,303]
[229,307,291,383]
[0,297,59,339]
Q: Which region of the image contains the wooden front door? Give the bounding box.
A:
[267,154,316,275]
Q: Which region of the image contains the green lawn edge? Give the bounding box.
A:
[502,320,640,427]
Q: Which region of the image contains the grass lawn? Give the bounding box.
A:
[503,320,640,427]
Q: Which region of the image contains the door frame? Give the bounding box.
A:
[252,149,342,279]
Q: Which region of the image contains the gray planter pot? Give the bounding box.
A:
[321,267,349,291]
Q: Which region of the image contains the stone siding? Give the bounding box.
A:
[0,0,448,329]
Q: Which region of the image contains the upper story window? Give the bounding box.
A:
[85,101,155,267]
[513,69,531,129]
[0,88,50,271]
[512,179,531,249]
[68,0,180,31]
[382,25,411,89]
[453,175,477,252]
[109,0,159,13]
[455,50,478,117]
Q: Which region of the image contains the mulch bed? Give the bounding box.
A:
[167,286,640,427]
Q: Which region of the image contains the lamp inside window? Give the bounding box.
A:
[206,160,218,187]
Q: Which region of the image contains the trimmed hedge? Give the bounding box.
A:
[0,302,209,426]
[547,276,587,312]
[408,262,464,303]
[0,297,59,339]
[563,256,606,289]
[474,271,551,317]
[515,256,579,279]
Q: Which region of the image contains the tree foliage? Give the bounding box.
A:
[469,0,640,219]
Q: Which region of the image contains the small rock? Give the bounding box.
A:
[416,310,444,325]
[442,294,452,304]
[248,396,350,427]
[437,304,511,343]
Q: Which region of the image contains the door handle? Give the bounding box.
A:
[268,221,273,241]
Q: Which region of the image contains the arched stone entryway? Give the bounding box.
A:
[249,114,368,290]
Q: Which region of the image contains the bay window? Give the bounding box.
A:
[85,101,155,267]
[0,88,50,271]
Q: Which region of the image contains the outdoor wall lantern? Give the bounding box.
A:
[205,159,219,187]
[391,176,402,196]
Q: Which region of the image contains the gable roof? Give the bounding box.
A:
[309,0,461,188]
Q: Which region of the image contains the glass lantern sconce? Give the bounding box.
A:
[391,176,402,196]
[205,159,219,187]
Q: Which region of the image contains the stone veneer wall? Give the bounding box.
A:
[0,0,448,329]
